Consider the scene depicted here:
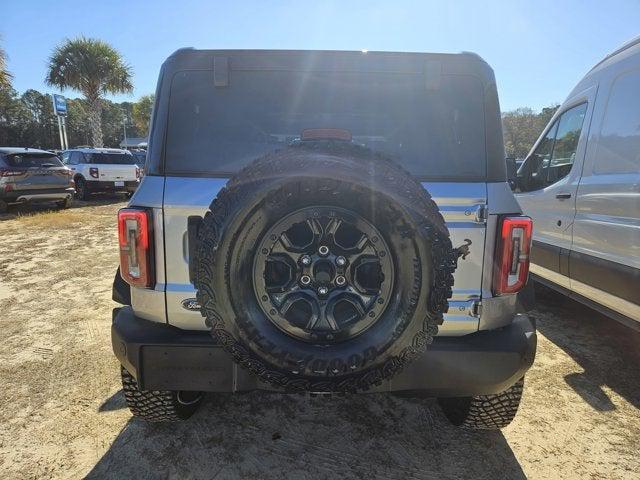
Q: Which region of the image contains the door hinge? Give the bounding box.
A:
[474,204,488,223]
[471,300,482,317]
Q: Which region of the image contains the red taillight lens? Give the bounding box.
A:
[118,208,154,288]
[89,167,99,179]
[493,216,533,295]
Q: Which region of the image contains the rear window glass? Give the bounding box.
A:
[86,153,137,165]
[4,153,63,168]
[164,70,486,179]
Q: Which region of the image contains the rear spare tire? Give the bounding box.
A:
[194,144,457,393]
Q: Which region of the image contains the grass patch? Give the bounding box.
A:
[13,209,87,228]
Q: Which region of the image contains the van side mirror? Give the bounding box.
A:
[506,157,518,190]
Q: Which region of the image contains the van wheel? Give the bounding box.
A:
[56,197,72,209]
[438,377,524,430]
[75,177,89,200]
[120,367,203,422]
[0,200,7,214]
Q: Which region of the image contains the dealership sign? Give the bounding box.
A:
[53,94,67,116]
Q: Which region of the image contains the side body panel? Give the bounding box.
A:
[570,46,640,322]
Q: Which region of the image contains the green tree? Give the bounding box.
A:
[45,37,133,147]
[132,94,154,135]
[502,105,559,158]
[0,85,23,145]
[0,36,12,89]
[19,89,57,148]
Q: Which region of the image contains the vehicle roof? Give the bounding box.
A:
[162,48,496,85]
[0,147,57,155]
[588,35,640,74]
[64,147,131,154]
[567,35,640,100]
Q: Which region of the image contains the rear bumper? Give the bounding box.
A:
[86,180,139,192]
[112,306,536,396]
[1,187,75,203]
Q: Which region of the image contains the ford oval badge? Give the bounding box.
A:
[181,298,201,311]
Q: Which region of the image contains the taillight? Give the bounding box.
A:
[118,208,154,288]
[135,166,140,179]
[89,167,99,179]
[493,216,533,295]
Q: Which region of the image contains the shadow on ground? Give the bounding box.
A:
[0,193,127,221]
[534,284,640,411]
[87,393,524,480]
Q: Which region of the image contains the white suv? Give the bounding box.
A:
[61,148,140,200]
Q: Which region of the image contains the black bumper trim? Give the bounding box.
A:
[112,306,536,396]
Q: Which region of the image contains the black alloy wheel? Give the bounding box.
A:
[254,206,394,344]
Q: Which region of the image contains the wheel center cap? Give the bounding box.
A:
[313,260,334,284]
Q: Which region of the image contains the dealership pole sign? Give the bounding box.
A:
[52,94,69,150]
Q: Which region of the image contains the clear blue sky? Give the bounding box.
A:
[3,0,639,111]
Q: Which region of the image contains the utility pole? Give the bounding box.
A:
[123,118,128,149]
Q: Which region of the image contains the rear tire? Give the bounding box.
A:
[120,367,203,422]
[56,197,72,209]
[0,200,7,214]
[75,177,89,200]
[438,378,525,430]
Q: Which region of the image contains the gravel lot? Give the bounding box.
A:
[0,199,638,479]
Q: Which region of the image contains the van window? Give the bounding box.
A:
[594,68,640,175]
[519,103,587,191]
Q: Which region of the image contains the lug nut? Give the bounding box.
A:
[300,255,312,266]
[335,276,346,286]
[318,286,329,295]
[318,245,330,256]
[300,275,311,285]
[336,256,346,266]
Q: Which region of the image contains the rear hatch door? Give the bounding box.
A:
[158,51,490,334]
[3,152,70,191]
[85,152,137,182]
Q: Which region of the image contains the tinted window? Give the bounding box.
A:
[519,103,587,191]
[86,153,137,165]
[164,70,486,178]
[547,103,587,183]
[594,68,640,175]
[519,122,558,191]
[69,152,82,165]
[4,153,63,168]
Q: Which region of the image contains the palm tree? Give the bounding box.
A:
[46,37,132,147]
[0,36,12,89]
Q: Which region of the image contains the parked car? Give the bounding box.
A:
[0,147,74,213]
[111,48,536,429]
[514,36,640,330]
[60,147,140,200]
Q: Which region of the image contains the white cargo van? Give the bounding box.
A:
[515,37,640,330]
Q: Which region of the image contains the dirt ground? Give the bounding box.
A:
[0,199,638,480]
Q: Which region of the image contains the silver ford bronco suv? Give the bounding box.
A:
[111,49,536,430]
